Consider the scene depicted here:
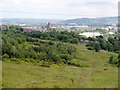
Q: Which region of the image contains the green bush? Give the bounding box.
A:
[40,60,51,67]
[67,62,81,67]
[2,26,77,64]
[60,54,72,61]
[109,55,114,64]
[10,58,21,64]
[2,54,10,58]
[48,41,55,45]
[109,55,118,65]
[93,42,101,52]
[70,38,79,44]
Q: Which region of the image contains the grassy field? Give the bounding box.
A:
[0,61,2,89]
[2,45,118,88]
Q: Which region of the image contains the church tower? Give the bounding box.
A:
[47,22,51,30]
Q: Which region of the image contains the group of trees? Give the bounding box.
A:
[86,35,119,52]
[1,25,120,66]
[24,30,81,44]
[2,25,76,64]
[109,53,120,67]
[86,35,120,67]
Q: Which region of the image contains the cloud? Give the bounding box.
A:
[67,1,117,8]
[0,0,118,19]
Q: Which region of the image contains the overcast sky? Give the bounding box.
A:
[0,0,119,19]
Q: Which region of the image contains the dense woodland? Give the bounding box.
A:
[1,25,120,67]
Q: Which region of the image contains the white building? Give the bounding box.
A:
[106,32,115,35]
[79,32,103,38]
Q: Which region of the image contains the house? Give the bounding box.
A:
[22,27,32,32]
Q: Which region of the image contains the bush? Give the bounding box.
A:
[50,54,61,63]
[40,60,50,67]
[2,27,77,64]
[93,42,101,52]
[67,61,89,67]
[87,47,93,50]
[48,41,55,45]
[67,62,81,67]
[109,55,118,64]
[86,41,94,47]
[2,54,9,58]
[10,58,21,64]
[109,55,114,64]
[60,54,72,61]
[70,38,79,44]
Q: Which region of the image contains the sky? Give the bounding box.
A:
[0,0,119,19]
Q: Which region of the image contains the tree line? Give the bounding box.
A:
[24,30,81,44]
[86,35,119,52]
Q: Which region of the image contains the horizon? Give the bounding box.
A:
[0,16,118,20]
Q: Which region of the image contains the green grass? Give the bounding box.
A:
[0,61,2,89]
[2,45,118,88]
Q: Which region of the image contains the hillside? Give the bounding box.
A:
[3,44,118,88]
[1,18,61,25]
[1,25,119,88]
[58,17,118,26]
[1,17,118,26]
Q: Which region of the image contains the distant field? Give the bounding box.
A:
[2,45,118,88]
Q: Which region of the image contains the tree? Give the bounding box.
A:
[109,54,119,66]
[109,55,114,64]
[106,42,114,52]
[48,41,55,45]
[100,41,106,50]
[86,41,94,47]
[70,38,79,44]
[108,37,114,45]
[113,41,119,52]
[57,34,69,42]
[93,42,101,52]
[117,53,120,67]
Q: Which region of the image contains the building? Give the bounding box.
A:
[79,32,103,38]
[22,25,46,32]
[106,32,115,35]
[22,27,32,32]
[47,22,51,30]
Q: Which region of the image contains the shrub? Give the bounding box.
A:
[40,60,50,67]
[109,55,118,64]
[2,54,9,58]
[67,62,81,67]
[109,55,114,64]
[60,54,72,61]
[10,58,21,64]
[87,47,93,50]
[93,42,101,52]
[48,41,55,45]
[70,38,79,44]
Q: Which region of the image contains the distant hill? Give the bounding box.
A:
[58,17,118,26]
[1,18,62,25]
[0,17,118,26]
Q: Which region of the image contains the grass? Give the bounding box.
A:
[0,61,2,89]
[2,45,118,88]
